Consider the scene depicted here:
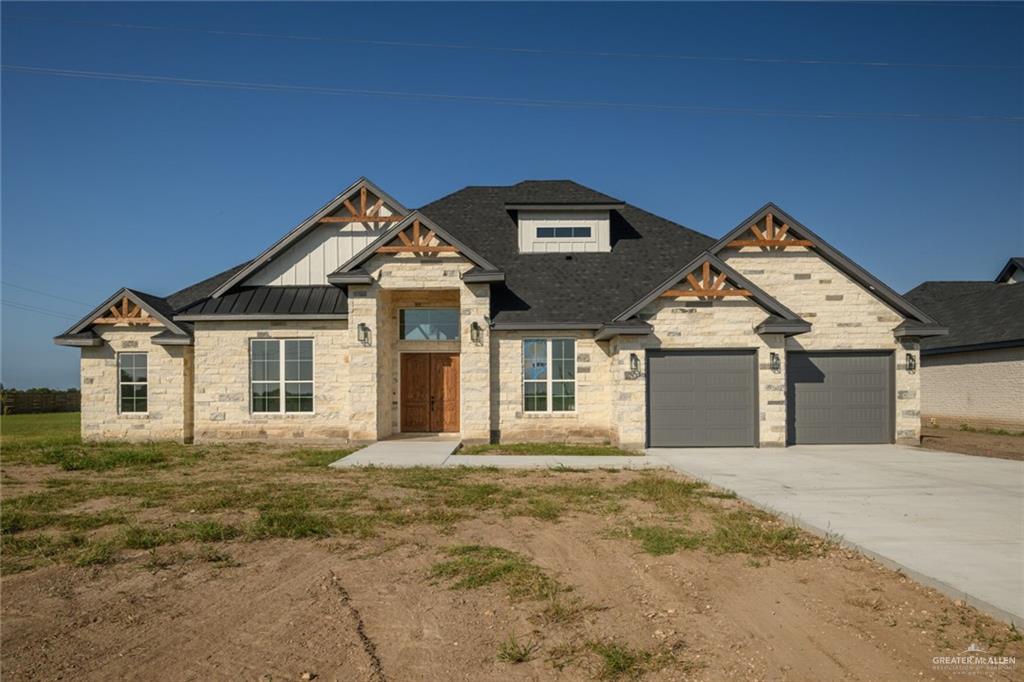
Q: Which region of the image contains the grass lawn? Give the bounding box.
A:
[1,412,1020,680]
[458,442,638,456]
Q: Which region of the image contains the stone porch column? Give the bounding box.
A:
[347,284,380,442]
[460,282,491,444]
[609,336,649,451]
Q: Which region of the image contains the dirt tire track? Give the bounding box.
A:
[329,570,386,682]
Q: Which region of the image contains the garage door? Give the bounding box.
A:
[786,352,893,444]
[647,350,757,447]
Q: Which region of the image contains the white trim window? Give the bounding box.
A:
[523,338,576,412]
[118,352,148,413]
[250,339,314,413]
[536,226,592,239]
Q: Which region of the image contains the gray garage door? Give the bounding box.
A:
[786,352,893,444]
[647,350,757,447]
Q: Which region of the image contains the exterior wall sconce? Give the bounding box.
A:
[906,353,916,373]
[630,352,641,375]
[470,321,483,344]
[357,322,372,346]
[769,352,781,373]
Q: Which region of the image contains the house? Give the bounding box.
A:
[904,258,1024,431]
[54,178,946,449]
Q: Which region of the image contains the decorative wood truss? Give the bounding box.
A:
[318,186,405,225]
[91,296,162,326]
[726,212,813,249]
[376,218,460,254]
[661,261,752,298]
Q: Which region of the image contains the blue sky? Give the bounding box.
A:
[2,1,1022,388]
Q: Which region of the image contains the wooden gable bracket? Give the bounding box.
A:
[376,218,460,254]
[91,296,161,326]
[726,212,814,249]
[318,186,405,224]
[661,261,752,298]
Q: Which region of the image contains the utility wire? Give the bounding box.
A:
[4,65,1022,123]
[1,299,80,321]
[5,15,1021,72]
[1,281,93,307]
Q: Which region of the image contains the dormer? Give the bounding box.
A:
[504,180,624,254]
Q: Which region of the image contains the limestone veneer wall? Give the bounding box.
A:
[609,299,785,450]
[921,347,1024,429]
[490,331,613,443]
[721,247,921,444]
[192,320,349,442]
[80,327,192,442]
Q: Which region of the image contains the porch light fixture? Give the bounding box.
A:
[629,353,641,375]
[906,353,916,373]
[357,322,371,346]
[769,352,781,373]
[470,321,483,344]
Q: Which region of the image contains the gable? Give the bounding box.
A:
[55,288,193,346]
[214,178,408,293]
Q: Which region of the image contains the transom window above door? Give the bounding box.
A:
[399,308,460,341]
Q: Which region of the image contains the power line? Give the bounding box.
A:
[5,64,1022,124]
[1,281,93,307]
[5,15,1021,72]
[1,299,79,321]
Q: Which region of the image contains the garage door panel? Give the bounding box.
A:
[787,352,892,444]
[647,350,757,447]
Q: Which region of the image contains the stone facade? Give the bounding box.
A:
[720,247,921,444]
[490,331,613,444]
[76,241,925,448]
[920,346,1024,430]
[80,327,193,442]
[192,320,350,442]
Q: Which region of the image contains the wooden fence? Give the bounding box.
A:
[1,391,81,415]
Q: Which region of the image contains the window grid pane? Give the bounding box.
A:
[251,340,314,413]
[118,353,148,413]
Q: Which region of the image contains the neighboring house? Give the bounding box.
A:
[904,258,1024,431]
[55,178,945,449]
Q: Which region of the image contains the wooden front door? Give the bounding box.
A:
[400,353,460,433]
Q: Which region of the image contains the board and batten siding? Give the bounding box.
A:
[517,210,611,253]
[248,209,399,286]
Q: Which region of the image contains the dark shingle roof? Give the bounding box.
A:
[419,184,715,325]
[165,261,252,312]
[503,180,622,205]
[178,286,347,318]
[903,281,1024,352]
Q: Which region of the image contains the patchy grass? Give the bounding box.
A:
[617,525,702,556]
[279,448,358,467]
[430,545,565,601]
[459,442,637,457]
[586,640,656,680]
[248,510,333,540]
[958,423,1024,437]
[497,632,539,663]
[705,509,813,559]
[74,540,119,567]
[615,475,706,513]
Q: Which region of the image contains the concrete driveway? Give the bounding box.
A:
[651,444,1024,624]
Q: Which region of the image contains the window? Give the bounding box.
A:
[399,309,459,341]
[250,339,313,413]
[118,353,148,413]
[523,338,575,412]
[536,226,592,239]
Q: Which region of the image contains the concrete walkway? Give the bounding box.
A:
[330,437,661,470]
[653,444,1024,624]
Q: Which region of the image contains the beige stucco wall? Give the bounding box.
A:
[921,347,1024,429]
[490,330,614,444]
[721,247,921,444]
[80,327,193,442]
[192,320,350,442]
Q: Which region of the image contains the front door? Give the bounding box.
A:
[400,353,460,432]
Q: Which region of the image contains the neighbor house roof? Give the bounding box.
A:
[904,279,1024,354]
[995,256,1024,283]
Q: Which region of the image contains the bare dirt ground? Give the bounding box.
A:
[920,426,1024,461]
[2,439,1021,681]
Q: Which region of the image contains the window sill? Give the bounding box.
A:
[118,413,150,419]
[250,412,317,419]
[519,411,579,418]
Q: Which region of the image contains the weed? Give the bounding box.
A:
[121,526,179,550]
[616,475,706,512]
[197,544,240,566]
[705,510,812,559]
[75,540,119,566]
[524,497,563,521]
[587,640,652,680]
[620,525,701,556]
[430,545,564,601]
[176,520,242,543]
[248,510,332,539]
[497,633,538,663]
